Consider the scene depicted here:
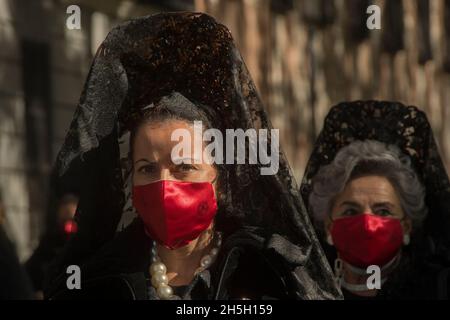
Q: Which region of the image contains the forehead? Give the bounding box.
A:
[338,175,399,203]
[133,120,193,148]
[135,119,193,139]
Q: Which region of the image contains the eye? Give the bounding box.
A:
[375,209,392,217]
[178,164,198,172]
[342,208,358,216]
[138,164,157,174]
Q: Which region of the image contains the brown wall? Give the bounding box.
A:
[196,0,450,181]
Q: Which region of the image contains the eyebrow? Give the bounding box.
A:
[339,201,395,209]
[134,158,200,166]
[372,202,395,209]
[339,201,362,208]
[171,157,202,164]
[134,159,153,165]
[175,157,195,161]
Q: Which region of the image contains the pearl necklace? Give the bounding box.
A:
[149,232,222,300]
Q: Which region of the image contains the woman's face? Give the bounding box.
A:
[132,119,218,190]
[327,175,412,235]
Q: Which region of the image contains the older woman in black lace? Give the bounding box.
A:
[301,100,450,299]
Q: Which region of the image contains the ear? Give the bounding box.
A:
[212,169,226,201]
[402,217,412,235]
[212,179,220,199]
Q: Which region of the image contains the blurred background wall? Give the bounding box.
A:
[0,0,449,260]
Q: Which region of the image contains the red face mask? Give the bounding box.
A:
[132,180,218,249]
[330,213,403,268]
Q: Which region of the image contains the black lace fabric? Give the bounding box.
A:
[300,100,450,262]
[46,12,341,299]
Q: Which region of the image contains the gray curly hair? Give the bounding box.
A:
[309,140,427,229]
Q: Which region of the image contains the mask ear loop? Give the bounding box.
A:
[398,215,411,245]
[326,212,343,287]
[207,172,220,241]
[209,163,224,187]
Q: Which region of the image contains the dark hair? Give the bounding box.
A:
[129,93,215,156]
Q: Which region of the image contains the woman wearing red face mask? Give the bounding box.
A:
[301,101,450,300]
[128,93,235,299]
[44,13,341,300]
[309,140,425,298]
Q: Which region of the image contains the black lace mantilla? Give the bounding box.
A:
[300,100,450,258]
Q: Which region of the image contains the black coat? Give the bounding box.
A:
[47,220,308,300]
